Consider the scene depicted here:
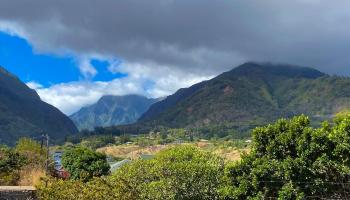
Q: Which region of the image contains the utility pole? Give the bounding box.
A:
[45,134,49,176]
[41,134,49,187]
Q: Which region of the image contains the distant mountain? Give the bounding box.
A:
[70,95,160,130]
[0,66,78,146]
[139,62,350,131]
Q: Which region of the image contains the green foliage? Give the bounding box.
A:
[61,146,110,181]
[37,177,117,200]
[37,114,350,199]
[0,145,26,185]
[222,115,350,199]
[118,134,131,144]
[0,138,52,186]
[110,145,224,200]
[37,146,224,200]
[80,135,115,149]
[15,137,46,166]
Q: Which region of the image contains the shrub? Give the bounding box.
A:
[61,146,110,181]
[15,137,46,167]
[37,177,116,200]
[110,145,224,200]
[0,145,26,185]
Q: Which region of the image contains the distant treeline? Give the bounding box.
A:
[65,122,257,145]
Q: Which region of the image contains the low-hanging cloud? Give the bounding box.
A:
[27,62,212,115]
[3,0,350,113]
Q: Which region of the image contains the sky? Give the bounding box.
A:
[0,0,350,115]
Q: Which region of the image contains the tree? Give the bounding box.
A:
[61,146,110,181]
[221,115,350,199]
[110,145,224,200]
[0,145,26,185]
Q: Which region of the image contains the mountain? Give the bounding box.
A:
[0,66,78,145]
[139,62,350,132]
[70,95,160,130]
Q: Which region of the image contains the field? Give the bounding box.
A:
[97,140,250,161]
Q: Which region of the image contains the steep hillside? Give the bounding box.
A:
[70,95,159,130]
[0,66,78,145]
[139,62,350,130]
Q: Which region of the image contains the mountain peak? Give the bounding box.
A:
[70,94,160,130]
[0,66,18,79]
[231,62,326,79]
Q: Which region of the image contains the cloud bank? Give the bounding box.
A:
[2,0,350,114]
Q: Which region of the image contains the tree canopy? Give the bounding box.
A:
[61,146,110,181]
[110,145,224,200]
[222,115,350,199]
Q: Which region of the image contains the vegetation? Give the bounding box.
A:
[37,145,224,200]
[61,146,110,181]
[97,139,249,161]
[4,113,350,200]
[35,114,350,199]
[37,177,115,200]
[0,138,48,185]
[222,115,350,199]
[0,145,25,185]
[109,146,224,200]
[79,135,115,149]
[15,138,46,166]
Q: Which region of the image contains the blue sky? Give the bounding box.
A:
[0,30,188,115]
[0,31,126,87]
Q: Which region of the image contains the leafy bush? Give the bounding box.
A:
[0,145,26,185]
[37,177,116,200]
[110,145,224,200]
[61,146,110,181]
[221,115,350,199]
[0,138,50,186]
[15,137,46,167]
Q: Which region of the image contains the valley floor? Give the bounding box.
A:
[97,140,250,161]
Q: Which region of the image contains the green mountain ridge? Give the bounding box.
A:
[70,95,160,130]
[0,66,78,145]
[138,62,350,132]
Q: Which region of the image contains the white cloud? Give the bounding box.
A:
[77,56,98,79]
[30,61,212,115]
[26,81,43,90]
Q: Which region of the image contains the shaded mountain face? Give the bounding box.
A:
[0,67,78,146]
[70,95,160,130]
[139,62,350,129]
